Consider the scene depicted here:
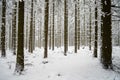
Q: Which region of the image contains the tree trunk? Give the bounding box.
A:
[89,4,92,50]
[49,14,52,49]
[15,0,24,73]
[32,11,35,51]
[52,0,55,51]
[9,22,12,50]
[75,1,77,53]
[38,21,42,48]
[64,0,68,56]
[12,1,17,55]
[83,0,86,47]
[58,10,62,47]
[1,0,6,57]
[29,0,34,53]
[44,0,49,58]
[93,0,98,57]
[25,13,29,49]
[77,0,80,50]
[101,0,112,69]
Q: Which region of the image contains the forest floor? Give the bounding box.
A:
[0,46,120,80]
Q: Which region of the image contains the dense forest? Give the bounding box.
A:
[0,0,120,80]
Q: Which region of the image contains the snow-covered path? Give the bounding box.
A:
[0,47,120,80]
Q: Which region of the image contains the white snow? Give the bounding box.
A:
[0,47,120,80]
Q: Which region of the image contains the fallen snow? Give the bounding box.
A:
[0,47,120,80]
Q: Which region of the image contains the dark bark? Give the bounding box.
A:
[101,0,112,69]
[77,0,80,50]
[64,0,68,56]
[44,0,49,58]
[29,0,34,53]
[93,0,98,57]
[75,1,77,53]
[1,0,6,57]
[52,0,55,50]
[15,0,24,73]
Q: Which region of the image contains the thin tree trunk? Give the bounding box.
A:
[38,21,42,48]
[58,11,62,47]
[93,0,98,57]
[75,1,77,53]
[44,0,49,58]
[64,0,68,56]
[89,4,92,50]
[29,0,34,53]
[12,1,17,55]
[32,11,35,51]
[25,13,29,49]
[1,0,6,57]
[83,0,86,47]
[49,15,52,49]
[9,22,12,50]
[117,21,119,46]
[52,0,55,50]
[77,0,80,50]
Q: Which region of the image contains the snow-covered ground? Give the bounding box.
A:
[0,47,120,80]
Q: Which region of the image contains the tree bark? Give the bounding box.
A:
[49,14,52,49]
[64,0,68,56]
[89,4,92,50]
[29,0,34,53]
[32,11,36,51]
[25,13,29,49]
[52,0,55,50]
[77,0,80,50]
[83,0,86,47]
[93,0,98,57]
[12,1,17,55]
[15,0,24,73]
[44,0,49,58]
[75,0,77,53]
[101,0,112,69]
[1,0,6,57]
